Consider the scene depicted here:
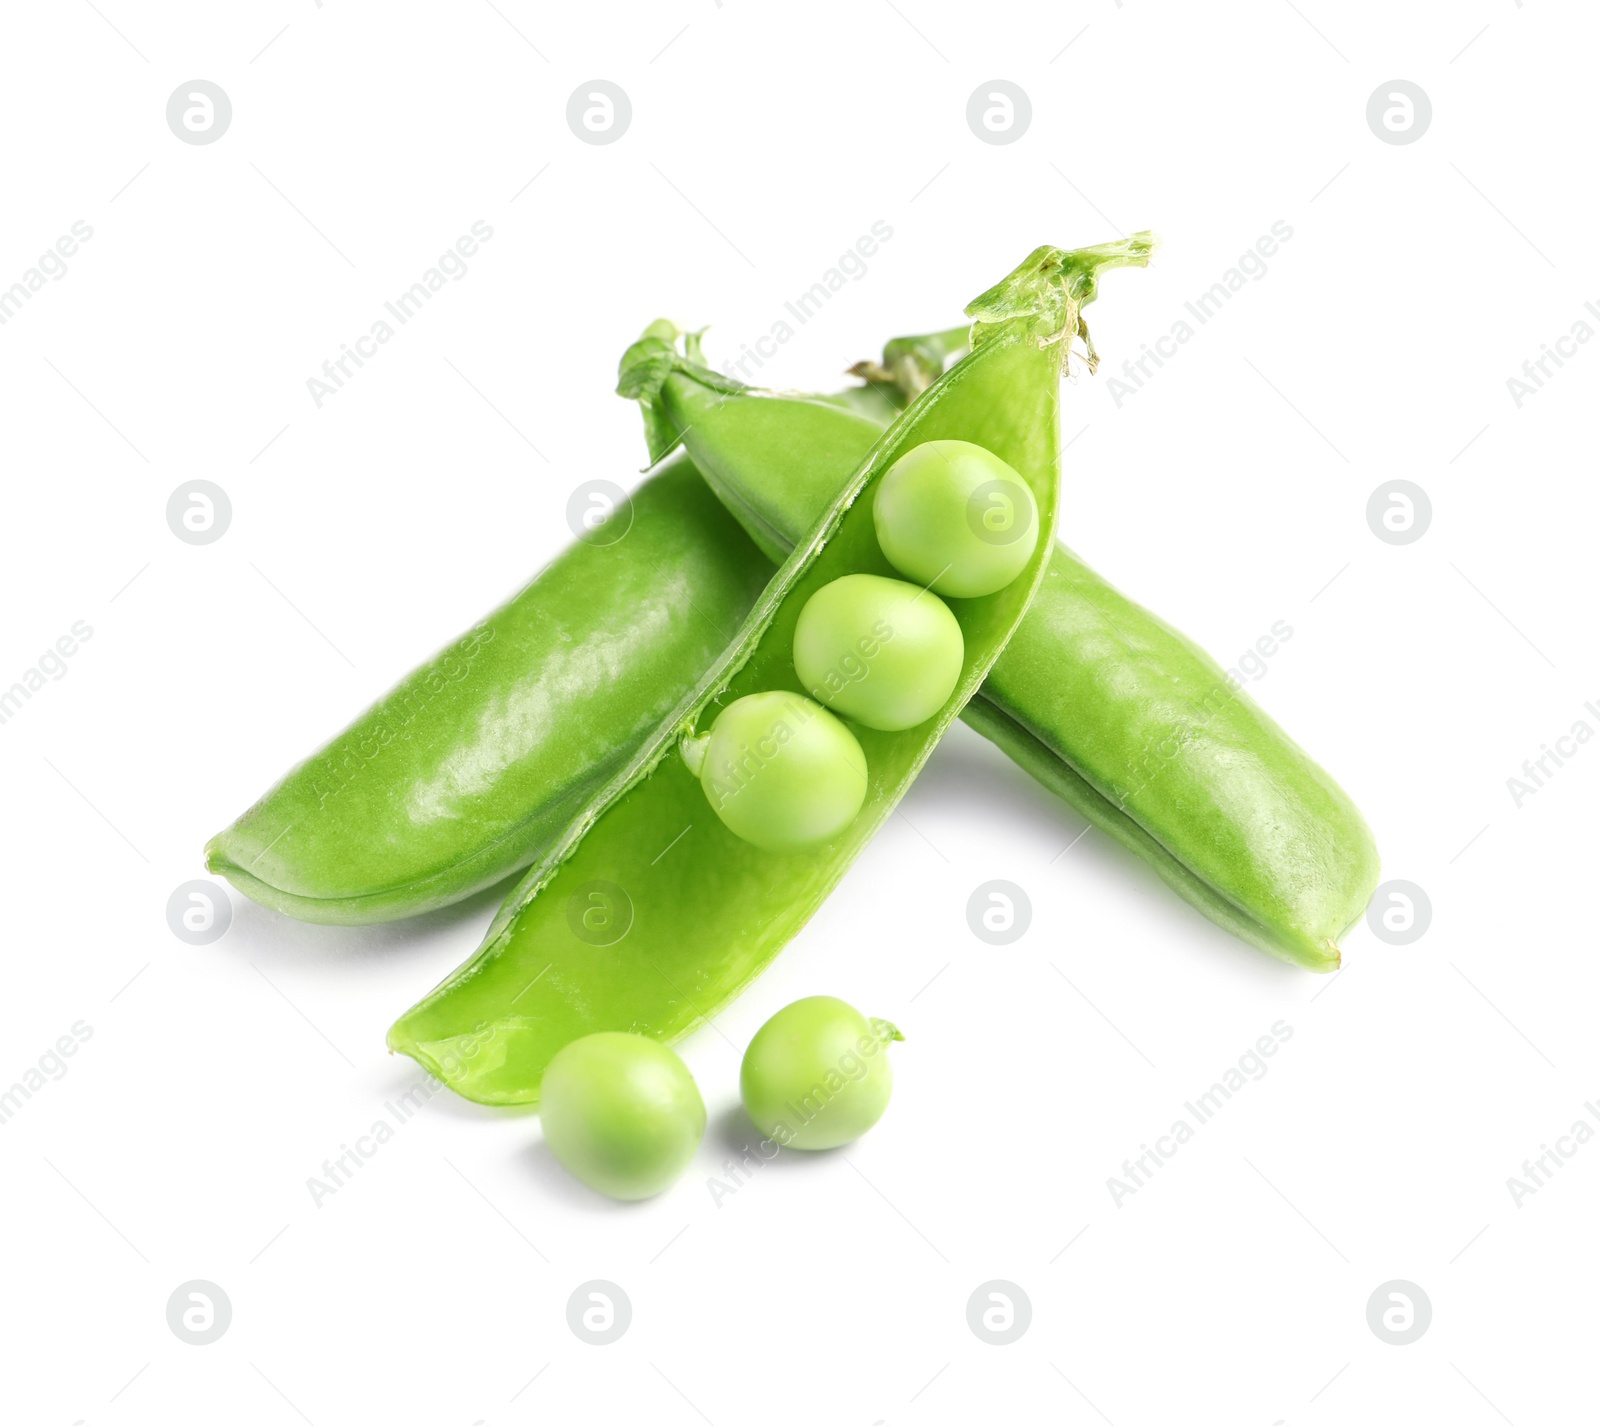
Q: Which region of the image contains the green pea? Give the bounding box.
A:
[874,439,1040,598]
[793,573,963,731]
[740,996,902,1150]
[539,1033,705,1200]
[683,691,867,852]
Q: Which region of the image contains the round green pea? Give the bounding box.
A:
[793,573,963,732]
[686,690,868,853]
[873,439,1040,598]
[539,1032,706,1201]
[740,996,902,1151]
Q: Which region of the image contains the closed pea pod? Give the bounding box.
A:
[204,459,771,924]
[386,239,1150,1104]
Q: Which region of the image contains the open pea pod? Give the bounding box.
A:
[204,460,771,924]
[387,238,1149,1104]
[623,261,1377,972]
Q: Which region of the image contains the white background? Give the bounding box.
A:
[1,2,1594,1423]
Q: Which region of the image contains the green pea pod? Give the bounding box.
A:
[204,460,771,924]
[622,292,1377,973]
[387,237,1152,1104]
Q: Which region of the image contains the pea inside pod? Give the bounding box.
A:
[874,438,1040,598]
[682,691,867,853]
[793,573,964,732]
[388,238,1151,1104]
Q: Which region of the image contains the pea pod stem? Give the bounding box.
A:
[678,729,710,780]
[871,1017,905,1047]
[965,235,1160,364]
[846,325,969,404]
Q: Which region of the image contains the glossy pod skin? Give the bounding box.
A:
[204,459,771,923]
[965,577,1374,969]
[623,275,1377,971]
[387,239,1152,1104]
